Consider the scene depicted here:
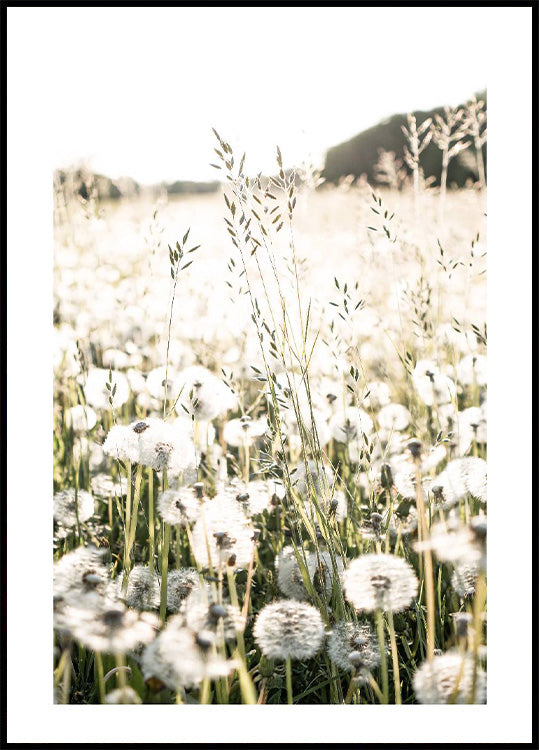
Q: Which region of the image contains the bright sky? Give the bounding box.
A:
[11,7,489,183]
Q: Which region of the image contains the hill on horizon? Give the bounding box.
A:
[322,91,486,188]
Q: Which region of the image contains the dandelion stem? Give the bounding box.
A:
[469,569,486,703]
[148,468,155,573]
[368,673,385,704]
[126,463,143,562]
[344,676,359,704]
[122,461,133,594]
[375,609,389,704]
[387,610,402,704]
[115,653,127,692]
[61,649,72,704]
[414,460,436,661]
[200,678,211,704]
[243,441,250,484]
[95,652,106,703]
[285,656,294,705]
[226,567,246,662]
[159,522,171,623]
[234,651,257,705]
[242,543,257,619]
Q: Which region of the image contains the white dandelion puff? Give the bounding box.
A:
[344,553,418,613]
[327,620,380,675]
[190,495,255,569]
[412,361,456,407]
[253,600,325,661]
[223,415,268,447]
[444,457,487,504]
[104,686,142,704]
[378,403,411,432]
[141,617,236,689]
[329,408,374,443]
[65,405,97,433]
[157,488,201,526]
[451,562,479,599]
[90,473,125,498]
[413,650,486,704]
[116,565,161,611]
[456,354,487,387]
[166,569,202,613]
[84,368,130,411]
[276,546,344,601]
[415,517,486,568]
[182,589,245,643]
[102,425,139,463]
[53,545,112,612]
[54,488,95,528]
[174,365,237,421]
[69,603,158,654]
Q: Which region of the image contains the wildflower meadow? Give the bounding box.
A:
[53,105,488,706]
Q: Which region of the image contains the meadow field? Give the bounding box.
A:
[53,129,487,705]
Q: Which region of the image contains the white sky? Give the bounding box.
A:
[13,7,488,182]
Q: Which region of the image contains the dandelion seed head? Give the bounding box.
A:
[253,600,325,660]
[90,472,125,498]
[413,651,486,704]
[413,361,456,407]
[221,478,274,517]
[104,686,142,704]
[116,565,161,611]
[444,457,487,504]
[102,424,139,463]
[70,603,158,653]
[277,547,344,601]
[416,517,485,568]
[166,568,201,613]
[145,365,179,400]
[136,418,196,473]
[141,617,236,689]
[84,368,130,410]
[65,405,97,433]
[329,408,374,443]
[327,620,380,674]
[276,546,310,600]
[457,406,487,448]
[54,545,113,616]
[457,354,487,387]
[385,503,418,537]
[293,460,334,499]
[157,488,201,526]
[344,553,418,613]
[362,380,391,409]
[223,416,268,447]
[182,588,245,643]
[54,488,95,528]
[190,495,255,569]
[378,403,411,432]
[174,365,237,421]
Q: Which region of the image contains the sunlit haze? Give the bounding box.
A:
[13,7,489,183]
